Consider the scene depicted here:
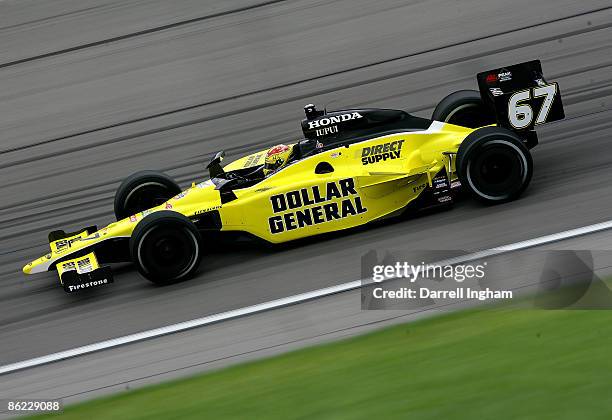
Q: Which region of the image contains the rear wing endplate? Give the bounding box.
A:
[477,60,565,145]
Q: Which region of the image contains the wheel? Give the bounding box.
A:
[456,126,533,204]
[432,90,495,128]
[130,211,202,285]
[114,170,181,220]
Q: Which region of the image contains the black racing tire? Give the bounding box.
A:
[456,126,533,204]
[130,211,202,285]
[432,90,495,128]
[114,170,182,220]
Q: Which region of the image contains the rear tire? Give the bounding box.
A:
[114,170,181,220]
[130,211,202,285]
[456,126,533,204]
[432,90,495,128]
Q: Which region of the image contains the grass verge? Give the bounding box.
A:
[35,307,612,419]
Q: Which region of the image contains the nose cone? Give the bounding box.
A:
[23,263,32,275]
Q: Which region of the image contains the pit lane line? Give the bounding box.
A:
[2,218,612,375]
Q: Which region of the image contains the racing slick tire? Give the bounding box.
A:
[130,211,203,285]
[456,126,533,204]
[114,170,182,220]
[432,90,495,128]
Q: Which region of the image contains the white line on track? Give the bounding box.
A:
[2,219,612,375]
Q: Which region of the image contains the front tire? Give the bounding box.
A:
[456,126,533,203]
[432,90,495,128]
[114,170,181,220]
[130,211,202,285]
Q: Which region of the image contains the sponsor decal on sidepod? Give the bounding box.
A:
[268,178,367,234]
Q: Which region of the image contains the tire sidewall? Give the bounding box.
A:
[130,211,202,285]
[114,171,181,220]
[457,127,533,203]
[432,90,495,128]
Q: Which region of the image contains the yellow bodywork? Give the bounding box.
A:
[23,122,472,275]
[56,252,100,284]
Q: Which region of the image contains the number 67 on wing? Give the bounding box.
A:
[477,60,565,145]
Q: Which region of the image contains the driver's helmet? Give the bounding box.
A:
[264,144,293,176]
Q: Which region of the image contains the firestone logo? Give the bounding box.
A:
[67,278,109,292]
[307,112,363,129]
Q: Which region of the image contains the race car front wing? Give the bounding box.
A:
[49,227,114,293]
[57,252,114,293]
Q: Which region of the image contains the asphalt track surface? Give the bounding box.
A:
[1,0,612,406]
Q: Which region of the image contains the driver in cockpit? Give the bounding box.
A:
[263,144,295,176]
[260,105,325,177]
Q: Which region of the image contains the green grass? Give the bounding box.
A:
[36,308,612,420]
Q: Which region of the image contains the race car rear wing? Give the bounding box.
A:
[477,60,565,148]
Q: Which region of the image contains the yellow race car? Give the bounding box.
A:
[23,60,564,292]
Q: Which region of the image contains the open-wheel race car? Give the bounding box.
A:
[23,60,564,292]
